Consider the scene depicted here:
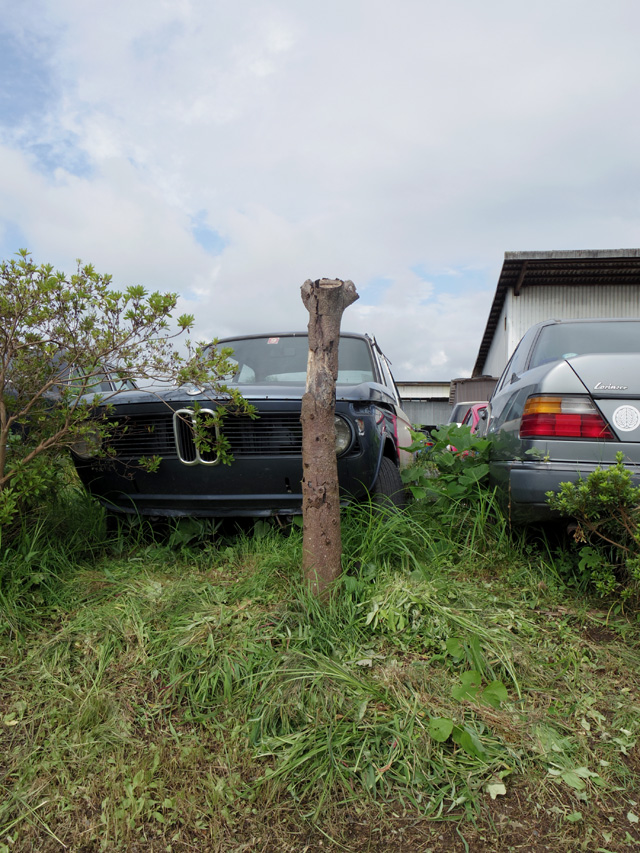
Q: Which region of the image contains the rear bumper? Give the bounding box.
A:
[490,459,640,523]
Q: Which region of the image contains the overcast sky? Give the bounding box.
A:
[1,0,639,379]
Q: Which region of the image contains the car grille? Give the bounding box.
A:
[105,414,177,458]
[221,412,303,456]
[105,411,306,459]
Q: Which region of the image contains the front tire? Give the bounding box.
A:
[372,457,406,510]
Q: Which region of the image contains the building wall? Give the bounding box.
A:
[397,381,451,427]
[449,376,498,406]
[482,285,640,377]
[396,382,450,399]
[400,399,452,428]
[482,291,509,377]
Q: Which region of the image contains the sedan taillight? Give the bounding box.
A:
[520,395,614,439]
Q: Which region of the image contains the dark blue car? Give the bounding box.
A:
[72,332,413,518]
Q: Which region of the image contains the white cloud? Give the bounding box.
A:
[1,0,640,378]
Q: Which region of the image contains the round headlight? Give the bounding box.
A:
[334,415,353,456]
[70,427,102,459]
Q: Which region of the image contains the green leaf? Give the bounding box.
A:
[408,486,428,500]
[452,670,482,702]
[445,637,465,661]
[452,725,487,759]
[428,717,454,743]
[460,670,482,687]
[559,770,586,791]
[481,680,509,709]
[356,700,369,721]
[572,766,599,779]
[460,463,489,483]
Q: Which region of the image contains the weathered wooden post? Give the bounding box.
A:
[300,278,359,597]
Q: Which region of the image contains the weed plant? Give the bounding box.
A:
[0,484,108,635]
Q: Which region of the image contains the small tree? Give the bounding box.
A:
[0,250,245,527]
[300,277,359,597]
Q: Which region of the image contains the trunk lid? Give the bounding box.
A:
[567,354,640,442]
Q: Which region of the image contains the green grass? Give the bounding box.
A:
[1,492,640,851]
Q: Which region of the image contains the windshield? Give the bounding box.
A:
[68,366,136,394]
[214,335,376,385]
[529,321,640,369]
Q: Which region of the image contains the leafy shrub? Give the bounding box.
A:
[547,453,640,601]
[0,440,72,529]
[0,250,248,533]
[401,423,492,509]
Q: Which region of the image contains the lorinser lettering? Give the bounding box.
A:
[594,382,628,391]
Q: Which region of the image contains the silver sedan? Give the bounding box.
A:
[487,318,640,522]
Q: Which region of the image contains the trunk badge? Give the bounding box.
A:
[612,405,640,432]
[594,382,628,391]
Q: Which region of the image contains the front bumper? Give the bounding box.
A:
[75,448,383,518]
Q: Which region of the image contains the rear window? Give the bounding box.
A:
[447,403,471,424]
[214,335,376,385]
[529,321,640,369]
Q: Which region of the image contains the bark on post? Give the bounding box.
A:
[300,277,359,597]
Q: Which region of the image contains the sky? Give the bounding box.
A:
[1,0,639,380]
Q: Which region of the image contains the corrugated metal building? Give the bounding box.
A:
[472,249,640,379]
[396,381,451,428]
[449,376,497,405]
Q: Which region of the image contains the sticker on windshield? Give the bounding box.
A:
[267,338,280,344]
[612,405,640,432]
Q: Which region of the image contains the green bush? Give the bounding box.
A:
[0,250,248,534]
[0,440,71,529]
[547,453,640,601]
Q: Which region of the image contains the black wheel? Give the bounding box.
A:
[371,457,406,510]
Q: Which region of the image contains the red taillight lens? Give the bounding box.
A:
[520,396,614,439]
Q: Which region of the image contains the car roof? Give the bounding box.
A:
[216,331,370,342]
[534,318,640,328]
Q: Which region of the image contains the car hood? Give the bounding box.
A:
[87,381,398,407]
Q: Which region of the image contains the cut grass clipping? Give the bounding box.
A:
[1,495,640,851]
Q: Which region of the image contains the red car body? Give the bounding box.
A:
[461,402,488,435]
